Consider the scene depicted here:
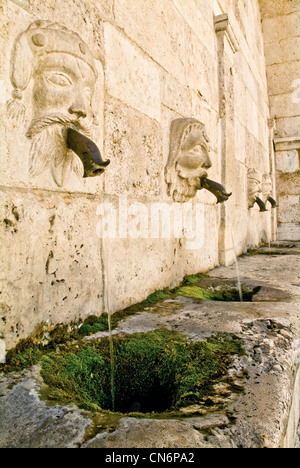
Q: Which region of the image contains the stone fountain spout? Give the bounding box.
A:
[200,177,232,204]
[255,197,268,212]
[67,128,110,178]
[165,118,234,204]
[267,195,278,209]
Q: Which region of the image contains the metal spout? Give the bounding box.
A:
[200,178,232,204]
[255,197,268,212]
[267,195,278,209]
[67,128,110,178]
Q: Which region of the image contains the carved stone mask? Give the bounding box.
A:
[165,118,212,203]
[262,174,273,200]
[262,173,277,209]
[247,168,262,208]
[7,20,108,187]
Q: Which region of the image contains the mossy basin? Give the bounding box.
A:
[1,326,245,422]
[1,270,287,429]
[40,330,244,416]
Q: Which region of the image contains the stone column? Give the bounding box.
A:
[268,119,278,241]
[274,137,300,240]
[214,14,239,265]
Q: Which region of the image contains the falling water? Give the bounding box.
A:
[108,313,116,412]
[226,214,243,302]
[99,233,116,412]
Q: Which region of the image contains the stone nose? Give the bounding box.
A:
[202,153,212,169]
[68,98,87,119]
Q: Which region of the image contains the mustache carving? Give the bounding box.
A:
[26,113,92,139]
[26,113,110,185]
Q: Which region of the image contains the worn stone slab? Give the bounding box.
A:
[83,418,216,449]
[0,366,91,448]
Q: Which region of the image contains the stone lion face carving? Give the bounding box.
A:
[165,118,212,203]
[7,20,108,187]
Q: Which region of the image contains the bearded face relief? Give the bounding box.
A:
[7,20,109,187]
[262,174,272,201]
[262,173,278,209]
[165,119,212,203]
[165,118,232,204]
[247,169,268,212]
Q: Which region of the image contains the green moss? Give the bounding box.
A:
[176,285,218,301]
[79,315,110,336]
[176,285,246,302]
[2,269,252,377]
[246,249,288,256]
[41,346,111,410]
[4,340,43,372]
[173,334,244,408]
[181,272,210,285]
[40,330,244,415]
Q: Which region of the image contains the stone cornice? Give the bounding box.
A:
[274,136,300,151]
[214,13,239,53]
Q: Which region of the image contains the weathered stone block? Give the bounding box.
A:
[277,195,300,223]
[173,0,215,52]
[185,28,219,110]
[103,97,163,198]
[265,37,300,66]
[161,71,192,117]
[276,150,299,173]
[275,117,300,140]
[104,22,161,122]
[277,223,300,241]
[270,94,300,121]
[0,191,105,349]
[260,0,300,20]
[263,12,300,44]
[267,62,300,97]
[114,0,187,83]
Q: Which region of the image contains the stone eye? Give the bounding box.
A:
[46,73,73,87]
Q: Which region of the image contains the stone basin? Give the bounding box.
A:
[0,245,300,448]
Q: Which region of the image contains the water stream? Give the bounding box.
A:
[226,214,243,302]
[100,206,243,413]
[108,313,116,412]
[99,230,116,412]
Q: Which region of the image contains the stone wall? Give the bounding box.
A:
[260,0,300,240]
[0,0,272,351]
